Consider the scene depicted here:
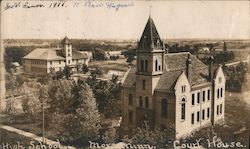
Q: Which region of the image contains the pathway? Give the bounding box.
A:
[0,124,77,149]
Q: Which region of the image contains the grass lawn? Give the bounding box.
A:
[88,58,129,73]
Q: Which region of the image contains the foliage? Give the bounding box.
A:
[63,66,71,79]
[75,84,101,140]
[21,83,45,122]
[224,62,247,92]
[37,74,51,85]
[86,74,122,117]
[4,47,26,72]
[47,80,101,144]
[201,51,235,65]
[122,122,175,149]
[90,66,104,77]
[92,48,106,61]
[5,97,17,115]
[110,55,119,60]
[22,93,42,122]
[82,63,89,74]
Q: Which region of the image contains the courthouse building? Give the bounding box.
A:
[23,37,88,74]
[121,17,225,139]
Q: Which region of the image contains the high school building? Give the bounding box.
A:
[23,37,88,74]
[121,17,225,139]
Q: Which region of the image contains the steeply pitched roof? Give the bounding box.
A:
[137,17,163,51]
[123,67,136,87]
[123,52,210,91]
[61,36,71,45]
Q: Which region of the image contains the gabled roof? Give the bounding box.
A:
[137,17,163,51]
[123,52,210,91]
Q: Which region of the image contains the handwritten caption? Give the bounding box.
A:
[4,1,135,11]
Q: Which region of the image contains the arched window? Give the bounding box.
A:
[157,39,160,47]
[220,88,223,97]
[145,97,149,108]
[141,60,144,72]
[161,98,168,118]
[181,98,186,120]
[155,60,158,71]
[145,60,148,72]
[139,96,143,108]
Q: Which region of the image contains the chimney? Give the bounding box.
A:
[186,54,192,82]
[209,56,214,81]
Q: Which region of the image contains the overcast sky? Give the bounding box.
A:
[1,0,250,40]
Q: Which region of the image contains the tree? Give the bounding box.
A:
[224,62,247,92]
[92,48,106,61]
[123,122,175,149]
[82,64,89,74]
[90,66,103,77]
[63,66,71,79]
[48,80,101,144]
[86,74,122,117]
[4,47,26,72]
[76,84,101,140]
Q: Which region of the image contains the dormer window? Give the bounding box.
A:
[157,39,160,47]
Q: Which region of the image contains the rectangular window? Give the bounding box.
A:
[220,104,222,114]
[207,89,210,100]
[217,89,220,98]
[217,105,219,115]
[129,111,133,124]
[220,88,223,98]
[191,113,194,124]
[128,94,133,105]
[197,92,200,104]
[68,60,70,64]
[68,54,70,56]
[207,108,210,118]
[50,61,52,65]
[59,61,61,64]
[142,80,145,90]
[202,91,205,102]
[202,109,205,120]
[182,85,186,93]
[197,111,200,122]
[192,94,195,105]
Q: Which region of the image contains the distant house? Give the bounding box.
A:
[11,62,22,74]
[23,37,89,74]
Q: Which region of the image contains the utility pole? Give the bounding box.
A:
[42,101,45,144]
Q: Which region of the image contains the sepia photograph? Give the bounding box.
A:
[0,0,250,148]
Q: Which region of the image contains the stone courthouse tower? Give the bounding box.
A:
[121,17,226,139]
